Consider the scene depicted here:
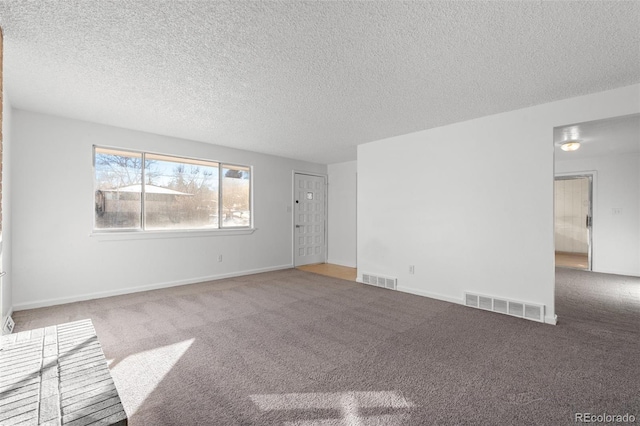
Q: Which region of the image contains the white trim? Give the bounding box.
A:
[13,264,292,311]
[328,259,357,269]
[554,170,597,178]
[591,268,640,278]
[464,291,546,323]
[383,283,559,326]
[93,144,254,233]
[90,228,256,241]
[393,284,464,305]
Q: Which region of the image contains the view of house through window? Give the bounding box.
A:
[94,147,251,231]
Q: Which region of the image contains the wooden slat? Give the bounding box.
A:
[60,359,111,381]
[61,372,114,394]
[0,389,39,411]
[0,382,40,402]
[65,402,126,426]
[0,332,18,345]
[58,321,127,426]
[0,408,38,425]
[61,389,120,416]
[0,401,38,423]
[61,382,119,408]
[62,395,122,424]
[0,319,127,425]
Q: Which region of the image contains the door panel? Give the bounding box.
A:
[294,173,326,266]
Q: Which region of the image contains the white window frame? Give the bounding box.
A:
[92,146,254,238]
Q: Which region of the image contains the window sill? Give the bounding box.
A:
[90,228,256,241]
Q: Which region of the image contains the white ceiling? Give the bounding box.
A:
[554,114,640,162]
[1,1,639,164]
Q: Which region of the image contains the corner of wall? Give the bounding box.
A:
[327,160,357,269]
[1,90,11,323]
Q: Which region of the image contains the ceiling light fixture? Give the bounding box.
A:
[560,141,581,152]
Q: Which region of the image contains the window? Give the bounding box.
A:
[94,147,251,231]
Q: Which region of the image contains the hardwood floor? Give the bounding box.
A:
[297,263,357,281]
[556,251,589,270]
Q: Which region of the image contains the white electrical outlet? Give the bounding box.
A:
[3,316,15,334]
[612,208,622,215]
[217,254,223,262]
[409,265,415,274]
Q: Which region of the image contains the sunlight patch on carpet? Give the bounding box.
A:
[250,390,413,425]
[111,338,194,416]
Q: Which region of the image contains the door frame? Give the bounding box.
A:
[292,171,328,267]
[554,171,596,271]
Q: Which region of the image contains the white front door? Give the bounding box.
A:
[294,173,326,266]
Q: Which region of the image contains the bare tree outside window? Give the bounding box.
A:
[222,166,251,227]
[93,147,251,231]
[94,148,143,229]
[145,156,218,230]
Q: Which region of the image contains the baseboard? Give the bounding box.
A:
[13,264,294,311]
[393,284,464,305]
[326,259,356,268]
[382,284,559,326]
[592,268,640,278]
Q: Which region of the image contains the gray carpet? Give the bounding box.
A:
[12,268,640,425]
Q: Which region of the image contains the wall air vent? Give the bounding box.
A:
[464,292,545,323]
[465,294,478,307]
[478,296,492,310]
[493,299,508,314]
[361,273,397,290]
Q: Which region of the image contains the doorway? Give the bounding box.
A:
[554,175,592,270]
[293,173,326,266]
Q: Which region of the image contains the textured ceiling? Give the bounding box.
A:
[0,1,639,164]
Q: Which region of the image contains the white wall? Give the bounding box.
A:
[12,110,326,309]
[556,154,640,276]
[1,92,12,322]
[327,161,357,267]
[357,84,640,324]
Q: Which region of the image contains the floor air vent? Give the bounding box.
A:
[362,273,397,290]
[464,292,544,322]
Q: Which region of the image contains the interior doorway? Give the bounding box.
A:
[293,173,326,266]
[554,175,592,270]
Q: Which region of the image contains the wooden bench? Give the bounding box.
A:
[0,319,127,425]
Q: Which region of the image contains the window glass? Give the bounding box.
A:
[222,165,251,228]
[94,147,251,232]
[144,154,219,230]
[94,148,142,229]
